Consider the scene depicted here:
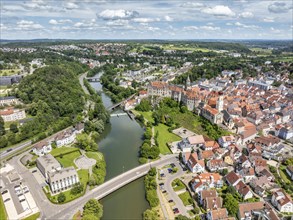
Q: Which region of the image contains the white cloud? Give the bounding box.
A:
[164,15,173,21]
[270,27,281,33]
[64,2,79,10]
[184,25,220,31]
[106,19,129,26]
[239,12,254,18]
[263,17,275,22]
[132,18,160,23]
[180,2,205,9]
[235,22,259,29]
[200,26,220,31]
[201,5,235,17]
[98,9,139,20]
[183,26,198,31]
[16,20,44,30]
[268,2,292,13]
[49,19,72,25]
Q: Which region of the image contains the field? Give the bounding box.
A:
[85,151,103,162]
[51,147,81,168]
[163,45,211,52]
[0,195,7,220]
[22,212,40,220]
[0,69,20,76]
[154,123,181,154]
[50,147,79,157]
[133,110,154,124]
[250,47,272,55]
[178,191,193,206]
[55,151,81,168]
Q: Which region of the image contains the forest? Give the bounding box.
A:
[0,63,87,148]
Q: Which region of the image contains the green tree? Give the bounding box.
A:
[175,215,190,220]
[70,183,83,195]
[75,133,98,151]
[224,193,239,217]
[57,192,66,203]
[0,136,8,148]
[83,199,103,219]
[82,214,99,220]
[10,123,19,133]
[0,116,5,136]
[143,209,159,220]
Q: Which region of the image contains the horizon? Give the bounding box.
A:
[1,0,292,40]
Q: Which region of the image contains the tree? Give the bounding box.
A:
[75,133,98,151]
[82,214,99,220]
[175,215,190,220]
[57,192,66,203]
[0,136,8,148]
[83,199,103,219]
[10,123,19,133]
[224,193,239,217]
[70,183,83,195]
[0,116,5,136]
[143,209,159,220]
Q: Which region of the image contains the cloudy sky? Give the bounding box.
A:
[1,0,292,40]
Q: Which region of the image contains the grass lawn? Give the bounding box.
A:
[0,69,20,76]
[133,110,154,124]
[154,123,181,154]
[279,165,292,184]
[85,151,103,162]
[50,147,79,157]
[55,150,81,168]
[0,195,7,220]
[22,212,40,220]
[172,178,186,191]
[170,111,204,135]
[178,191,193,206]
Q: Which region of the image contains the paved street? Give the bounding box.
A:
[0,141,32,160]
[6,152,178,220]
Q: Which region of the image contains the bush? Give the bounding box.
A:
[139,157,148,164]
[146,190,159,207]
[70,183,83,195]
[57,192,66,203]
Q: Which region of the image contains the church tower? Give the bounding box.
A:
[216,95,224,112]
[185,75,191,90]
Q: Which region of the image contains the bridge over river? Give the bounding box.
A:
[45,154,177,220]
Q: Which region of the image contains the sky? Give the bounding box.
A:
[1,0,293,40]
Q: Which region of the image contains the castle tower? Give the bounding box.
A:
[216,95,224,112]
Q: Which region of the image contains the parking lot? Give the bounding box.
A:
[0,164,39,219]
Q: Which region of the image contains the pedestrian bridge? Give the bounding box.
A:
[47,154,177,220]
[110,113,128,117]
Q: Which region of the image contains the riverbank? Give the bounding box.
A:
[88,78,150,219]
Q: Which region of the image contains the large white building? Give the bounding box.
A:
[48,167,79,194]
[0,108,26,122]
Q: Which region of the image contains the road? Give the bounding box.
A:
[0,140,32,160]
[7,152,178,220]
[78,72,90,95]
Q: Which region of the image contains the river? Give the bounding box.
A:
[89,80,149,220]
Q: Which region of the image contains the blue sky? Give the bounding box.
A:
[1,0,292,39]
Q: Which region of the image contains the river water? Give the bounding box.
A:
[89,81,149,220]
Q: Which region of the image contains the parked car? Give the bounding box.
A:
[170,163,176,168]
[19,199,25,202]
[168,199,173,203]
[162,190,167,193]
[167,168,173,173]
[160,173,165,177]
[4,198,10,202]
[173,208,179,214]
[32,170,37,173]
[1,190,8,195]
